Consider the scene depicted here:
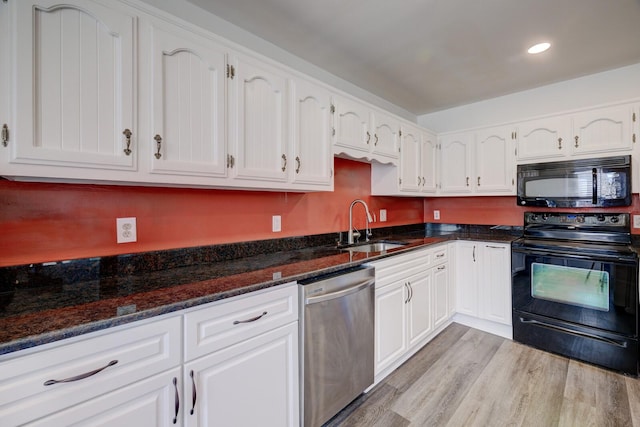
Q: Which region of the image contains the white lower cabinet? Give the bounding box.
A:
[0,316,183,426]
[371,243,453,383]
[24,368,183,427]
[455,241,512,338]
[182,283,299,427]
[184,323,298,427]
[0,283,299,427]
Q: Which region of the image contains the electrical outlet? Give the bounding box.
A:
[434,210,440,220]
[272,215,282,232]
[379,209,387,222]
[116,217,137,243]
[634,215,640,229]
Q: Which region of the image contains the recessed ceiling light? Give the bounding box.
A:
[528,42,551,54]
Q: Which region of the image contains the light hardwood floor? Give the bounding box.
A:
[326,323,640,427]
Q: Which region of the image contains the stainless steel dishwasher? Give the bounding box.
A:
[299,265,375,427]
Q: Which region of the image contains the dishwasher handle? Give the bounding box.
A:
[305,278,374,305]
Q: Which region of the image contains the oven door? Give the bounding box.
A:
[512,245,638,337]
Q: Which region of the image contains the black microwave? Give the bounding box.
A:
[517,155,632,207]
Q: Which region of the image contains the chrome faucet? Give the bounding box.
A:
[348,199,374,244]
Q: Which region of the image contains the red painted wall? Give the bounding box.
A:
[0,158,424,267]
[424,195,640,231]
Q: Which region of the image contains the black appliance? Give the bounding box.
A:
[512,212,639,375]
[517,155,632,208]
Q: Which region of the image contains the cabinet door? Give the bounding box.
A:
[406,272,432,348]
[517,116,570,161]
[370,110,399,161]
[290,77,333,189]
[184,323,298,427]
[455,242,479,317]
[480,244,512,325]
[332,95,370,155]
[149,21,227,178]
[475,126,515,194]
[228,53,289,183]
[572,104,637,155]
[439,132,474,194]
[0,317,182,426]
[24,369,182,427]
[399,125,422,192]
[420,131,438,194]
[10,0,136,172]
[432,263,449,329]
[374,282,407,375]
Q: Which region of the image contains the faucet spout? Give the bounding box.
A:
[348,199,374,244]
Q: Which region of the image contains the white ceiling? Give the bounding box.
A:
[186,0,640,115]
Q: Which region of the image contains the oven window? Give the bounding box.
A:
[531,263,609,311]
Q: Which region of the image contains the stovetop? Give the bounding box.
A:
[522,212,631,244]
[516,212,635,259]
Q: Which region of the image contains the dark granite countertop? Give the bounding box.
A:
[0,223,521,355]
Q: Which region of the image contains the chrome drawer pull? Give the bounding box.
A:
[43,360,118,386]
[233,311,268,325]
[190,370,197,415]
[173,377,179,424]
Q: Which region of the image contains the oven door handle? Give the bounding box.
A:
[518,317,628,348]
[592,168,598,205]
[511,246,638,263]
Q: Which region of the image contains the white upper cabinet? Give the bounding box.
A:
[289,77,334,190]
[516,102,638,163]
[421,130,438,194]
[332,95,371,157]
[438,126,515,196]
[398,125,422,193]
[5,0,137,179]
[332,94,399,164]
[371,125,437,196]
[572,103,637,155]
[516,116,571,162]
[439,132,474,194]
[147,19,227,179]
[370,109,400,161]
[228,53,289,184]
[474,126,515,194]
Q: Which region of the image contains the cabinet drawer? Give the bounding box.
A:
[431,244,448,265]
[0,316,182,426]
[370,248,431,288]
[184,283,297,362]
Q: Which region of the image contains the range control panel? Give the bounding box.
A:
[524,212,629,227]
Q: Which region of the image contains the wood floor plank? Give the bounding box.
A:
[325,324,638,427]
[385,322,470,393]
[445,340,568,427]
[562,359,633,427]
[325,383,409,427]
[390,328,504,426]
[626,376,640,427]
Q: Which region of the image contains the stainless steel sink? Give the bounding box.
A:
[341,241,408,253]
